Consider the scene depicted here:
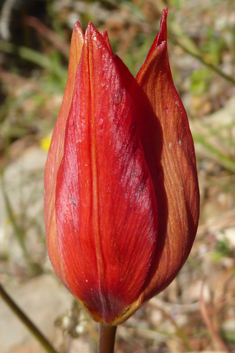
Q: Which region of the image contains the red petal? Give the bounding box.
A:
[44,22,84,288]
[134,11,199,300]
[101,29,135,94]
[101,29,113,53]
[145,7,168,62]
[55,23,158,324]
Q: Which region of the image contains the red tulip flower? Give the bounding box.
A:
[44,8,199,326]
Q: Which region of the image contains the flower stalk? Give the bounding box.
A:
[98,324,117,353]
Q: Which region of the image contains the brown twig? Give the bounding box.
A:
[24,16,70,59]
[200,282,231,353]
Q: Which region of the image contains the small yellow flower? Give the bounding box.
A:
[41,136,51,152]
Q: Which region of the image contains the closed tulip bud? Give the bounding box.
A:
[44,8,199,326]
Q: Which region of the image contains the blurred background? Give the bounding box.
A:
[0,0,235,352]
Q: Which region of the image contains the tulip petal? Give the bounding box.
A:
[101,30,113,53]
[145,7,168,62]
[134,11,199,300]
[102,30,136,94]
[44,23,84,288]
[55,23,158,324]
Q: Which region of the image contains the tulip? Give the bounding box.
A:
[44,8,199,328]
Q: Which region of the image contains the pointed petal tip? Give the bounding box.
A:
[87,21,94,28]
[162,7,168,17]
[72,21,84,44]
[85,21,98,37]
[140,7,168,64]
[84,22,111,54]
[101,29,113,53]
[102,29,108,36]
[73,21,82,31]
[157,8,168,45]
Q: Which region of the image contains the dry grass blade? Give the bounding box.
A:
[200,282,231,353]
[173,40,235,86]
[148,300,192,351]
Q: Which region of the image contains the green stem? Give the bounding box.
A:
[172,38,235,86]
[0,284,58,353]
[1,174,29,261]
[0,39,67,82]
[98,323,117,353]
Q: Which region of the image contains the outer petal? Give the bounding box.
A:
[55,23,158,324]
[44,23,84,288]
[134,9,199,301]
